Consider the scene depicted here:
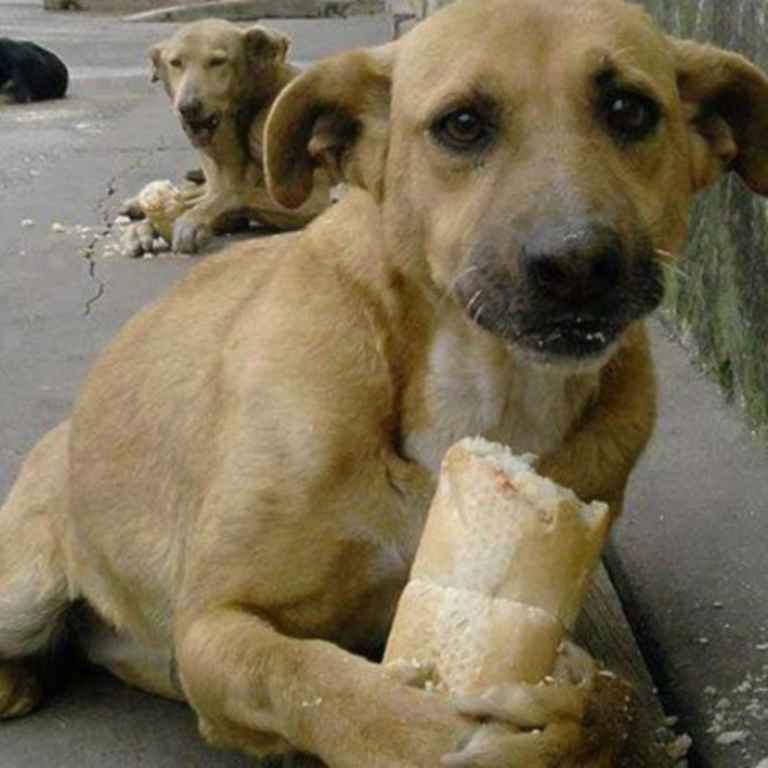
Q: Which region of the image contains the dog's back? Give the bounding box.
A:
[0,38,68,104]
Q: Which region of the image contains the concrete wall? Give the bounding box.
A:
[639,0,768,440]
[46,0,383,20]
[43,0,212,10]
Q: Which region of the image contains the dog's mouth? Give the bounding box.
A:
[455,258,663,368]
[181,113,221,147]
[505,314,624,365]
[459,287,624,366]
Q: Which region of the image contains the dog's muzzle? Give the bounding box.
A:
[180,112,221,148]
[456,223,664,366]
[177,98,221,148]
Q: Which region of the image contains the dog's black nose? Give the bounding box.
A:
[178,98,203,121]
[523,223,624,303]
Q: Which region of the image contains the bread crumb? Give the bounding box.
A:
[664,715,679,728]
[715,731,748,746]
[666,734,692,760]
[21,218,34,228]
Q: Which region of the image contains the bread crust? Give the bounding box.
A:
[384,439,610,694]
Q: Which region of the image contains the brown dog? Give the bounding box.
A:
[2,0,768,765]
[122,19,330,256]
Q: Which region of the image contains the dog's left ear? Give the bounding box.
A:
[243,26,291,68]
[670,38,768,195]
[149,43,166,84]
[265,45,395,209]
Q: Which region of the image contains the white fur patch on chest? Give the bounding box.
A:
[405,322,584,476]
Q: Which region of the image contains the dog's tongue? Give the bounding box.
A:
[184,116,218,148]
[187,127,214,148]
[185,126,214,148]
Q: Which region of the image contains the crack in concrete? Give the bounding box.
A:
[82,254,106,316]
[81,176,116,317]
[81,142,167,316]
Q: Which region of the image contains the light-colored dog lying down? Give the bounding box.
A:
[3,0,768,765]
[122,20,331,256]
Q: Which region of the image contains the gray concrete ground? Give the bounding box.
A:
[0,2,767,767]
[614,325,768,768]
[0,3,387,766]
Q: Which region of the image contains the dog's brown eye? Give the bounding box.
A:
[433,108,491,151]
[604,91,660,141]
[169,58,183,69]
[208,57,227,69]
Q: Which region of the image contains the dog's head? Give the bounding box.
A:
[150,20,289,149]
[265,0,768,369]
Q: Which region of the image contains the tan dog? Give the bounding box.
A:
[123,19,330,256]
[3,0,768,765]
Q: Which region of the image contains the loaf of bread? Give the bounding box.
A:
[384,437,610,694]
[136,180,188,242]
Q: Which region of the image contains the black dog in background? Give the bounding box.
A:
[0,38,68,104]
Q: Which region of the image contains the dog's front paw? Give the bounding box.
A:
[443,653,634,767]
[0,662,42,720]
[444,682,586,768]
[121,221,163,258]
[172,216,213,255]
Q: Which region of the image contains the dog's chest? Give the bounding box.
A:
[404,324,590,476]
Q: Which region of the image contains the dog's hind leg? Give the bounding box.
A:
[0,423,71,719]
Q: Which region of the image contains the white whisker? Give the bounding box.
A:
[465,289,483,317]
[658,260,690,283]
[433,264,481,320]
[447,264,479,293]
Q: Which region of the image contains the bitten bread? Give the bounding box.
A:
[384,437,610,694]
[136,180,189,243]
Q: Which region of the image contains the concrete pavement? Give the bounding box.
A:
[0,3,387,765]
[0,2,767,766]
[614,324,768,768]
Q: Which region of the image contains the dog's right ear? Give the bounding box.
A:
[149,43,166,84]
[244,26,291,68]
[265,45,396,209]
[670,38,768,195]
